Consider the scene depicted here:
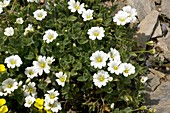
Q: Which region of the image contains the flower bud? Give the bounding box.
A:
[146,41,154,46]
[149,49,156,54]
[26,78,31,83]
[18,81,23,87]
[96,18,103,23]
[140,106,147,110]
[110,103,115,109]
[108,77,113,82]
[140,76,148,83]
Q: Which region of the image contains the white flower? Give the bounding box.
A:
[108,48,121,61]
[93,70,110,88]
[87,27,105,40]
[108,60,123,75]
[27,0,38,3]
[2,78,18,94]
[90,50,108,69]
[16,17,24,24]
[4,27,14,36]
[55,72,67,87]
[82,9,94,21]
[68,0,85,14]
[25,67,38,79]
[113,10,131,25]
[24,24,34,35]
[0,86,8,96]
[119,63,135,77]
[0,7,3,13]
[45,89,59,104]
[33,9,47,21]
[43,29,58,43]
[140,76,148,83]
[23,82,37,97]
[0,0,10,8]
[33,55,50,76]
[4,55,23,68]
[122,5,137,23]
[46,56,55,64]
[44,100,62,112]
[24,96,35,108]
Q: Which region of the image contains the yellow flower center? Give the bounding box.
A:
[94,32,99,37]
[40,62,46,68]
[96,57,102,62]
[38,13,43,18]
[87,15,91,19]
[59,77,65,82]
[124,69,129,73]
[28,88,33,93]
[7,84,12,88]
[99,75,105,82]
[113,66,118,70]
[120,18,125,22]
[28,71,34,75]
[10,60,16,65]
[28,101,33,104]
[49,94,55,99]
[75,5,80,10]
[48,35,54,40]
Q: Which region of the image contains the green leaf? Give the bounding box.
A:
[38,81,48,90]
[24,51,35,60]
[77,76,88,82]
[67,15,77,21]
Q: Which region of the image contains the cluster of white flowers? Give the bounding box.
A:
[24,55,55,78]
[90,48,135,88]
[0,78,18,95]
[23,82,37,97]
[4,55,23,68]
[0,0,10,13]
[44,89,62,112]
[113,5,137,25]
[68,0,94,21]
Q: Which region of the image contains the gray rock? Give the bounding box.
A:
[146,72,160,91]
[165,28,170,50]
[127,0,155,21]
[161,0,170,19]
[149,68,165,78]
[145,82,170,112]
[154,0,162,4]
[135,10,159,48]
[152,21,162,38]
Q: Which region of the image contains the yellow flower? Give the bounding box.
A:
[0,99,6,107]
[0,105,8,113]
[34,98,44,110]
[46,110,52,113]
[0,64,6,72]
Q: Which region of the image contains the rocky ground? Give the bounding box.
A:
[124,0,170,112]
